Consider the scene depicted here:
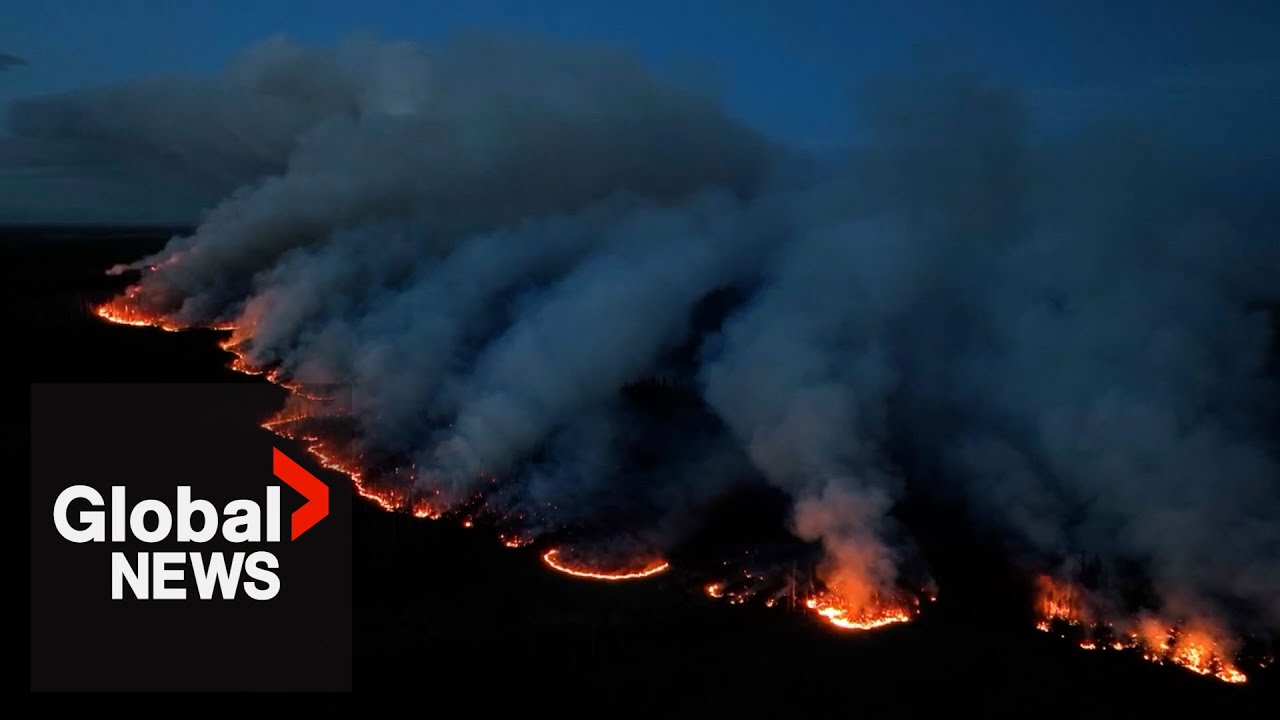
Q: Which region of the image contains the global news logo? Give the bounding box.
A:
[51,448,328,601]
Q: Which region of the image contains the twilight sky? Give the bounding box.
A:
[2,0,1278,223]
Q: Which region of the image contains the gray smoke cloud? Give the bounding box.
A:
[14,35,1278,627]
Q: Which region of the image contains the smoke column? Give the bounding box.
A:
[14,34,1279,631]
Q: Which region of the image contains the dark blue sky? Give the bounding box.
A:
[3,0,1278,150]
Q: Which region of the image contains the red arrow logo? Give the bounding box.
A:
[273,448,329,540]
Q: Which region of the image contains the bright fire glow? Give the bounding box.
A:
[1033,575,1247,684]
[411,499,439,519]
[802,591,914,631]
[94,288,186,332]
[1035,574,1089,626]
[95,302,183,331]
[541,548,669,581]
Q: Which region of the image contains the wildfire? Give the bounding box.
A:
[541,548,669,581]
[263,405,444,521]
[94,278,911,622]
[95,302,182,331]
[1134,619,1248,684]
[1035,574,1089,626]
[95,283,455,534]
[94,288,185,332]
[700,568,923,631]
[411,498,440,519]
[95,278,1250,672]
[802,591,915,631]
[1033,575,1248,684]
[93,283,241,335]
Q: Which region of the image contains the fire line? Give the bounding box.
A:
[541,548,669,581]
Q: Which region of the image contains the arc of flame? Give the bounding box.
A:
[541,548,669,581]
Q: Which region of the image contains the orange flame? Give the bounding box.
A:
[1035,574,1091,626]
[1033,575,1247,684]
[1134,618,1248,684]
[802,590,915,631]
[95,286,447,526]
[93,282,241,334]
[541,548,669,581]
[94,290,185,332]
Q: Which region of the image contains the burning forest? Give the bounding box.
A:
[60,33,1280,686]
[1032,575,1262,684]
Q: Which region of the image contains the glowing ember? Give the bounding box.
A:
[1033,575,1248,684]
[541,548,669,581]
[705,582,724,598]
[802,591,914,631]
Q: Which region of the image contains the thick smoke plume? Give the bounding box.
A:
[14,35,1278,629]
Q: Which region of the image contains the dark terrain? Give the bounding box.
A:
[14,225,1278,708]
